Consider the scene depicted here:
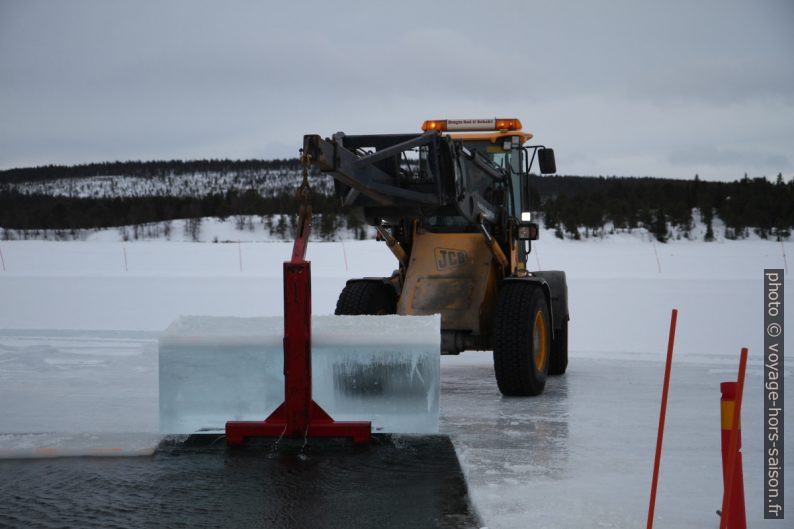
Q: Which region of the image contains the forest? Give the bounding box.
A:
[1,159,792,242]
[0,159,300,183]
[532,173,793,241]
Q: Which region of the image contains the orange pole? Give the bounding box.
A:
[646,308,678,529]
[719,348,748,529]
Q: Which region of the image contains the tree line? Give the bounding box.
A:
[0,188,361,230]
[0,159,301,183]
[1,158,792,242]
[534,173,793,241]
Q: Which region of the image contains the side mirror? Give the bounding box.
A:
[538,148,556,174]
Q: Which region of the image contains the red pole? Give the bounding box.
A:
[719,348,748,529]
[282,260,313,436]
[646,308,678,529]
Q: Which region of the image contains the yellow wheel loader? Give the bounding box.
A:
[303,118,569,397]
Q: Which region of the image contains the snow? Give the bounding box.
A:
[0,234,791,527]
[0,233,789,361]
[159,315,440,434]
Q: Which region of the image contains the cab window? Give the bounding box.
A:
[462,138,523,216]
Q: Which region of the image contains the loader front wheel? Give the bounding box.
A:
[334,280,397,315]
[493,283,550,396]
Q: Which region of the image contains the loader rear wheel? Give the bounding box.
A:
[493,283,550,396]
[549,319,568,375]
[334,281,397,315]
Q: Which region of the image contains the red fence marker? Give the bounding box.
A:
[646,308,678,529]
[720,348,748,529]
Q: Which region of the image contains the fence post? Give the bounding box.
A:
[646,308,678,529]
[652,240,662,273]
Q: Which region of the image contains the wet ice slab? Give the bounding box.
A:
[159,315,440,434]
[0,433,162,459]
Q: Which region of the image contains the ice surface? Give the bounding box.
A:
[2,327,790,527]
[0,330,159,435]
[158,314,440,434]
[0,433,162,459]
[441,353,792,529]
[0,329,161,458]
[2,238,792,525]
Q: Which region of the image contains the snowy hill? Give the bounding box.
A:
[3,169,333,199]
[2,160,792,243]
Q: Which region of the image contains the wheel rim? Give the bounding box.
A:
[533,310,549,371]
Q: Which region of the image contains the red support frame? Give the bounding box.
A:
[226,211,371,446]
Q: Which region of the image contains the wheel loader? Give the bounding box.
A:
[302,118,569,397]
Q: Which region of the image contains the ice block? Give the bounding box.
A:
[159,314,440,434]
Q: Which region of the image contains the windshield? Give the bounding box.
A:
[462,140,518,172]
[461,138,523,216]
[423,137,526,228]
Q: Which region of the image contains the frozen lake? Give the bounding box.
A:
[0,329,788,528]
[0,236,790,528]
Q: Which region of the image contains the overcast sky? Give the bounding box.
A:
[1,0,792,180]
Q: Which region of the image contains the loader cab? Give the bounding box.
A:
[419,118,543,230]
[454,135,527,219]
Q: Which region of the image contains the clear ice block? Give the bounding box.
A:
[159,315,440,434]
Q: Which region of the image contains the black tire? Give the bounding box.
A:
[493,282,551,396]
[334,281,397,315]
[549,318,568,375]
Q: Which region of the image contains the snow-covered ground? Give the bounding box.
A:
[0,233,790,528]
[0,229,789,358]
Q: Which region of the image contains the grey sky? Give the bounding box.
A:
[1,0,792,180]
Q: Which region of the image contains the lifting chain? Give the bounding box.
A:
[296,150,313,240]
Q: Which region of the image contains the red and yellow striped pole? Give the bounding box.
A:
[719,348,748,529]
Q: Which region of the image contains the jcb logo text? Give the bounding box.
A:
[435,248,467,270]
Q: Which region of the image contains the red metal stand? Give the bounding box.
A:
[225,191,371,446]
